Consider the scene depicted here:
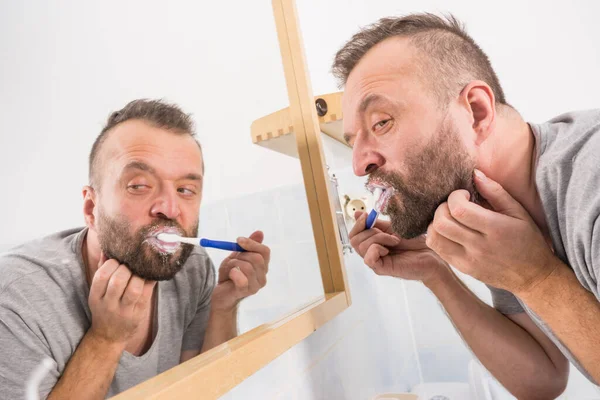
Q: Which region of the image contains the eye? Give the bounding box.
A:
[178,187,196,196]
[127,184,150,192]
[372,119,391,132]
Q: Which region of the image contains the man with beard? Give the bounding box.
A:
[0,99,270,399]
[337,13,600,399]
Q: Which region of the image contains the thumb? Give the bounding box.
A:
[98,251,108,267]
[248,230,264,244]
[473,169,527,219]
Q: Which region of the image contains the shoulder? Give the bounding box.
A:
[0,227,86,296]
[173,247,216,290]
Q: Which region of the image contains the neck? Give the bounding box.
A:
[82,228,102,286]
[476,106,548,233]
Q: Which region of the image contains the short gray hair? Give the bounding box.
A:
[332,13,507,105]
[89,99,203,189]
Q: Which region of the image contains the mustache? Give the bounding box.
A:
[142,220,186,238]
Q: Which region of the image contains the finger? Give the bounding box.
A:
[237,236,270,265]
[229,266,249,293]
[89,259,120,301]
[425,225,466,264]
[230,259,260,294]
[248,230,264,244]
[350,228,380,255]
[105,265,132,305]
[358,232,403,256]
[121,275,145,308]
[446,190,491,233]
[364,243,389,272]
[474,169,529,220]
[236,252,267,273]
[134,281,156,313]
[349,212,368,238]
[98,251,108,267]
[432,202,481,245]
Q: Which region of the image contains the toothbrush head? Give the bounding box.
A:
[156,233,182,243]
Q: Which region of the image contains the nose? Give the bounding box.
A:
[352,133,384,177]
[150,187,181,220]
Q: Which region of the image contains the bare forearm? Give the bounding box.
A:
[426,267,567,399]
[201,308,238,353]
[48,331,123,400]
[518,261,600,383]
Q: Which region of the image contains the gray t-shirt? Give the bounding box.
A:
[0,227,216,398]
[488,109,600,384]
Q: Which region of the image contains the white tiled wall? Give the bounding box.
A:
[199,183,324,334]
[214,166,600,400]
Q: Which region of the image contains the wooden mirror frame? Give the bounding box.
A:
[113,1,350,398]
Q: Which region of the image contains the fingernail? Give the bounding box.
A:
[474,169,487,181]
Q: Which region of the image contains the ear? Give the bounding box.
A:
[82,186,98,230]
[458,80,496,146]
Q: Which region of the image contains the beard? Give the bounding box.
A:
[96,211,199,281]
[369,115,477,239]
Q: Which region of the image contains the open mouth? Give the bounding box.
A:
[367,182,394,213]
[145,227,183,254]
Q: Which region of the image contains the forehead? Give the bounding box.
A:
[100,119,203,175]
[342,37,424,113]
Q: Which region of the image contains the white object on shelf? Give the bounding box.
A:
[370,394,419,400]
[411,382,472,400]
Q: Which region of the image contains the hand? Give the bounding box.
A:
[88,252,156,348]
[349,211,448,284]
[210,231,270,313]
[426,169,558,294]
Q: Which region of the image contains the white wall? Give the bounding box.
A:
[2,0,600,399]
[223,0,600,399]
[0,0,305,249]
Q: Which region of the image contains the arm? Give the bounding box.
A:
[180,307,238,362]
[48,332,124,400]
[348,210,568,400]
[426,266,569,399]
[516,260,600,382]
[200,307,238,352]
[49,254,155,399]
[180,231,269,363]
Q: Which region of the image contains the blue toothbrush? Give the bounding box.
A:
[366,188,383,229]
[157,233,246,252]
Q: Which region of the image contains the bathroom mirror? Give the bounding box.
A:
[0,0,350,398]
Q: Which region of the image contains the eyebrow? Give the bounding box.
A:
[122,161,203,182]
[343,94,393,144]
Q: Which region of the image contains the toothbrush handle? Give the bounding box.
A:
[200,239,246,252]
[366,209,378,229]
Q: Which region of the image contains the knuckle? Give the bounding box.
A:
[112,275,128,287]
[95,270,111,282]
[128,285,143,298]
[258,275,267,287]
[451,205,466,219]
[425,235,436,249]
[432,219,447,232]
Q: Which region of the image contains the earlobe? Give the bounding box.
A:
[82,186,97,229]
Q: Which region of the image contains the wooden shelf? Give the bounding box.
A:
[250,91,348,158]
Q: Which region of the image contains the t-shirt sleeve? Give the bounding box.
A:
[486,285,525,315]
[0,288,60,399]
[592,216,600,295]
[181,255,217,352]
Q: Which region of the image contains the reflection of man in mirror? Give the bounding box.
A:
[338,13,600,398]
[0,99,270,398]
